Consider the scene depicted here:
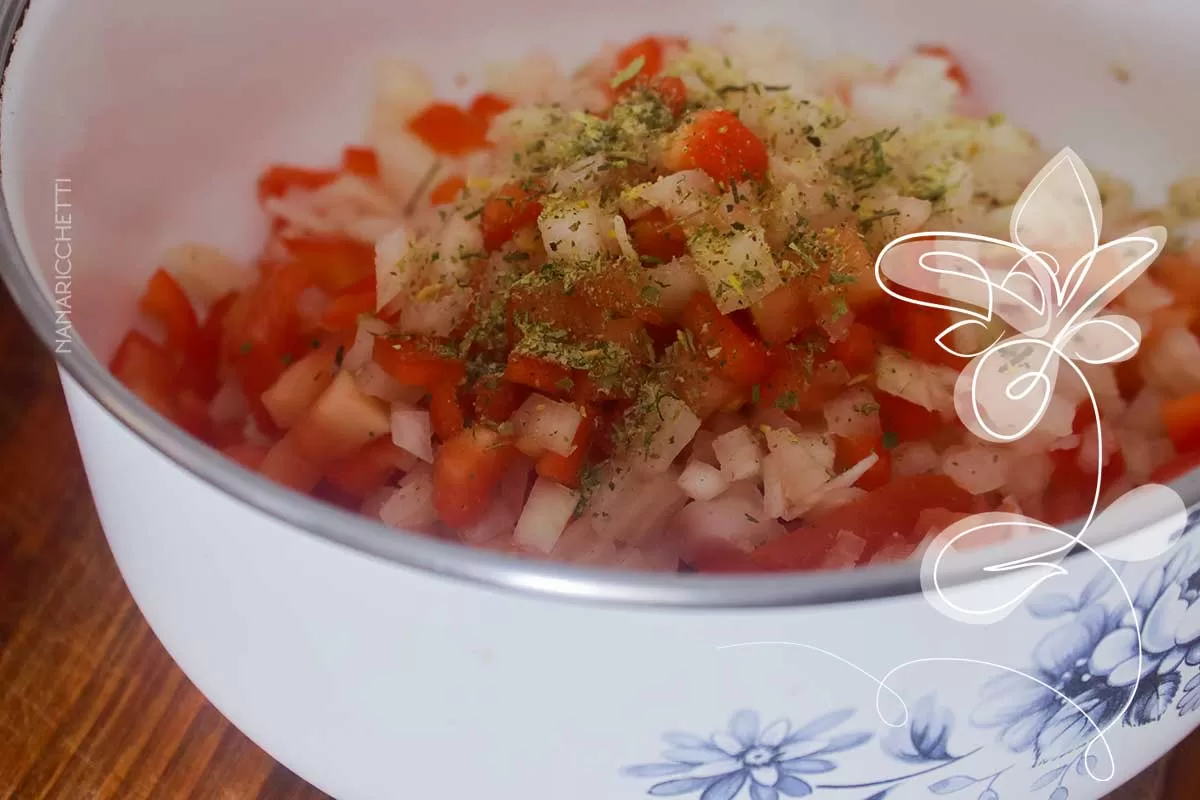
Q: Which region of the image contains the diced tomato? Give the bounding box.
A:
[504,354,574,397]
[342,146,379,179]
[319,290,376,332]
[665,346,747,419]
[830,322,880,375]
[324,438,416,499]
[751,475,974,570]
[182,290,238,400]
[681,292,772,386]
[109,330,178,419]
[221,441,271,471]
[407,102,489,157]
[260,341,340,430]
[835,433,891,490]
[614,36,667,84]
[481,183,543,252]
[877,393,944,441]
[259,433,325,493]
[373,337,466,389]
[628,208,688,264]
[429,383,466,441]
[282,236,375,294]
[650,76,688,118]
[468,92,512,127]
[663,109,769,185]
[1151,450,1200,484]
[430,175,467,206]
[750,282,813,346]
[138,268,199,356]
[899,304,961,369]
[257,165,337,204]
[1153,254,1200,308]
[756,348,847,415]
[915,44,970,91]
[433,426,517,527]
[224,262,311,403]
[535,409,595,488]
[473,376,530,423]
[1162,391,1200,454]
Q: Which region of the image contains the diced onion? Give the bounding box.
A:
[612,215,638,262]
[643,258,705,320]
[875,346,956,413]
[677,460,731,501]
[208,382,248,425]
[343,324,376,373]
[822,529,867,569]
[635,170,718,220]
[354,361,426,404]
[690,225,782,313]
[458,461,531,544]
[869,533,919,565]
[162,244,251,307]
[510,394,583,457]
[513,477,580,554]
[809,488,868,517]
[585,461,687,544]
[378,464,438,530]
[635,396,701,474]
[942,445,1011,494]
[376,227,414,311]
[761,429,836,520]
[674,485,786,556]
[390,404,434,462]
[824,387,882,439]
[712,426,763,481]
[260,346,337,430]
[537,204,616,262]
[892,441,940,476]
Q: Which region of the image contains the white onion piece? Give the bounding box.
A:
[761,430,836,521]
[827,452,880,492]
[457,461,530,544]
[537,204,615,262]
[870,533,919,565]
[162,244,251,306]
[612,215,639,262]
[712,426,763,481]
[1122,387,1166,435]
[513,477,580,554]
[876,346,956,413]
[390,404,434,462]
[343,324,376,373]
[208,382,248,425]
[635,170,718,220]
[644,258,705,320]
[354,361,426,404]
[635,396,701,474]
[1077,422,1119,474]
[690,225,782,313]
[260,345,338,430]
[824,387,882,439]
[375,227,415,312]
[378,464,438,530]
[822,530,868,569]
[551,517,598,561]
[942,445,1011,494]
[510,394,583,457]
[677,460,730,502]
[585,461,687,544]
[295,288,329,328]
[809,487,868,517]
[674,486,785,557]
[892,441,940,476]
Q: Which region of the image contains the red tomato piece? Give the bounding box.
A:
[899,305,962,369]
[750,282,813,346]
[468,92,513,127]
[651,76,688,118]
[324,438,416,499]
[223,263,311,403]
[1154,254,1200,308]
[756,349,847,415]
[473,377,530,424]
[1162,391,1200,454]
[751,475,974,570]
[433,426,517,527]
[342,146,379,179]
[282,236,376,295]
[138,268,199,356]
[373,337,466,389]
[877,393,944,442]
[504,353,574,397]
[628,208,688,264]
[407,102,489,157]
[829,322,880,375]
[535,409,595,488]
[257,165,337,204]
[319,290,376,332]
[680,292,772,387]
[481,183,543,252]
[429,383,466,441]
[221,442,271,471]
[835,433,891,490]
[614,36,666,84]
[915,44,970,91]
[663,109,769,185]
[259,432,325,493]
[109,330,178,418]
[430,175,467,206]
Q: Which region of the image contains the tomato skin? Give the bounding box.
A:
[430,175,467,205]
[468,93,512,127]
[915,44,970,91]
[664,109,769,184]
[751,474,974,570]
[342,146,379,179]
[627,208,688,264]
[1162,391,1200,454]
[139,268,199,356]
[504,354,573,397]
[407,102,489,156]
[257,165,337,204]
[680,292,772,387]
[481,183,543,252]
[535,409,595,488]
[373,338,466,389]
[319,290,376,332]
[433,427,517,527]
[835,433,891,490]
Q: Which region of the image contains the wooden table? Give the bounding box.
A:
[0,283,1196,799]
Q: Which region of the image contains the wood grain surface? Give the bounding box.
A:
[0,281,1196,799]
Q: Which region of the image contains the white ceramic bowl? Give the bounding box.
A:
[3,0,1200,798]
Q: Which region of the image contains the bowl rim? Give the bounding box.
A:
[1,0,1195,610]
